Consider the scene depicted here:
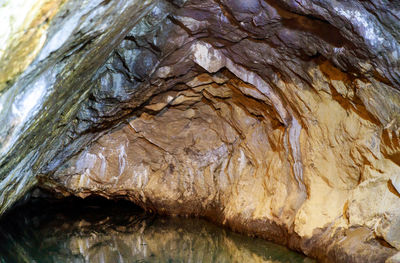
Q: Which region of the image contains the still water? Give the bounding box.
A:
[0,197,314,263]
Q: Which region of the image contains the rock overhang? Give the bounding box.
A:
[1,1,400,262]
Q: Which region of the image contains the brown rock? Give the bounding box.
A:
[1,0,399,262]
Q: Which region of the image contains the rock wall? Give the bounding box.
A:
[1,0,400,262]
[0,0,158,214]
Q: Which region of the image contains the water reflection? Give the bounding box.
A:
[0,197,313,263]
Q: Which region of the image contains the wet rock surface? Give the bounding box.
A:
[1,0,400,262]
[0,0,158,214]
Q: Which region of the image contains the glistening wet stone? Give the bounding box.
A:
[2,0,400,261]
[0,196,313,263]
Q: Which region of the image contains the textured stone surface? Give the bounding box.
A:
[0,0,159,214]
[1,0,400,262]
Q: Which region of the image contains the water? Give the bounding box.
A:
[0,196,314,263]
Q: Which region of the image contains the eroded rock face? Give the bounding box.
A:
[0,0,162,214]
[1,0,400,262]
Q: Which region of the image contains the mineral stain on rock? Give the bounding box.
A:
[1,0,400,262]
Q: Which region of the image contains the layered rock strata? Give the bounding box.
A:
[1,0,400,262]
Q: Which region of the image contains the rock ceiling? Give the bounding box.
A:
[0,0,399,262]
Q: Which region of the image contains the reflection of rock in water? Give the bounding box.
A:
[0,196,312,263]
